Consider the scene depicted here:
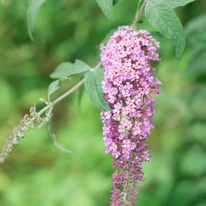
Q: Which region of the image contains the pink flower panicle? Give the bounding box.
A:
[100,26,161,205]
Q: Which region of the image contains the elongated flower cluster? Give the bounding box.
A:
[100,26,161,205]
[0,105,52,163]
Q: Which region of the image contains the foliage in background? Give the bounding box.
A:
[0,0,206,205]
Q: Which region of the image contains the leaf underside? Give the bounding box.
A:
[48,79,60,100]
[50,59,91,79]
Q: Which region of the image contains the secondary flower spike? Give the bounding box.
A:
[100,26,161,205]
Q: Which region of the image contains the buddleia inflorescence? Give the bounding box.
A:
[100,26,161,205]
[0,105,52,163]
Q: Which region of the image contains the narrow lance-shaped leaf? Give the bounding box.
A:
[48,118,72,154]
[27,0,47,39]
[145,0,185,59]
[95,0,114,21]
[50,59,91,79]
[85,67,111,111]
[166,0,195,9]
[48,79,60,100]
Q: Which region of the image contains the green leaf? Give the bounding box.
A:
[95,0,114,21]
[145,0,185,59]
[85,67,111,111]
[48,79,60,100]
[48,118,72,154]
[150,31,164,38]
[27,0,47,40]
[50,59,91,79]
[166,0,195,9]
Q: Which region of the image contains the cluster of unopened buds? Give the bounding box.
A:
[100,26,161,205]
[0,100,53,163]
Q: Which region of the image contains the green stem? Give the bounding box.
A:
[37,79,85,117]
[37,62,102,116]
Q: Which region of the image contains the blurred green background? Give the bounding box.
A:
[0,0,206,205]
